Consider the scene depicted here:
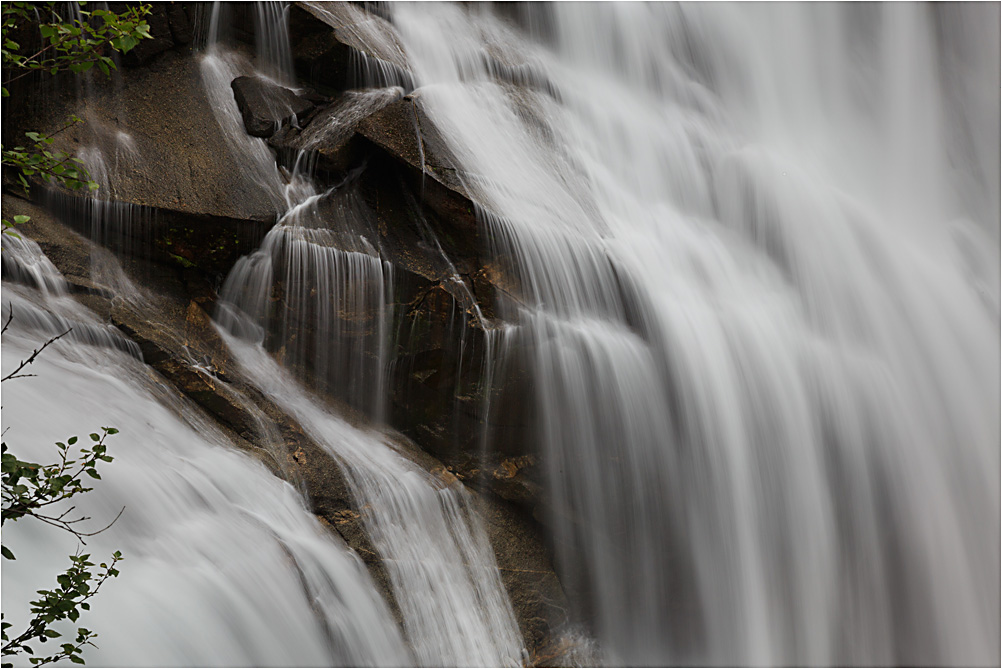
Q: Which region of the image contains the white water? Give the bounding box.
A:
[389,3,1000,665]
[218,328,525,667]
[1,237,410,667]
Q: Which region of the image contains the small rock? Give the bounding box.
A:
[231,76,315,138]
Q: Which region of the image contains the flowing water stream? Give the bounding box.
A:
[387,3,1000,666]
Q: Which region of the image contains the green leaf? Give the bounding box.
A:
[89,434,99,442]
[69,656,85,664]
[1,546,14,560]
[12,215,29,224]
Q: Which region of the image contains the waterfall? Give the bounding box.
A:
[389,3,1000,665]
[5,2,996,666]
[218,184,393,420]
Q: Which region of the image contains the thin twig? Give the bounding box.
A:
[1,304,13,335]
[1,328,71,383]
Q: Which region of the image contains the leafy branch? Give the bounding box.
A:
[1,2,151,89]
[1,550,123,667]
[1,428,123,548]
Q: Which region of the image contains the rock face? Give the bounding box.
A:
[230,76,315,138]
[28,52,281,223]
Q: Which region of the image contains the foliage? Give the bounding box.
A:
[1,429,122,547]
[1,1,152,234]
[1,316,125,667]
[0,546,123,667]
[1,433,123,667]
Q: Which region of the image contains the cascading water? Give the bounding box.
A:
[217,328,526,667]
[388,3,1000,666]
[1,235,411,667]
[218,182,392,419]
[201,4,527,664]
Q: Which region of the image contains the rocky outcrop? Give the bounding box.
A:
[355,95,481,241]
[29,51,280,223]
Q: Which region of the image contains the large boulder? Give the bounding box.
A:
[355,94,481,251]
[267,86,403,174]
[231,76,315,138]
[32,52,281,223]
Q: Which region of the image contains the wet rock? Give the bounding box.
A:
[231,76,315,138]
[32,50,280,224]
[268,88,402,176]
[288,2,413,92]
[355,95,481,247]
[166,4,194,46]
[383,434,571,657]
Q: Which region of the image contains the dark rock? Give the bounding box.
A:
[39,187,270,278]
[356,95,480,243]
[230,76,315,138]
[289,2,413,92]
[122,4,174,66]
[288,6,352,92]
[166,3,194,45]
